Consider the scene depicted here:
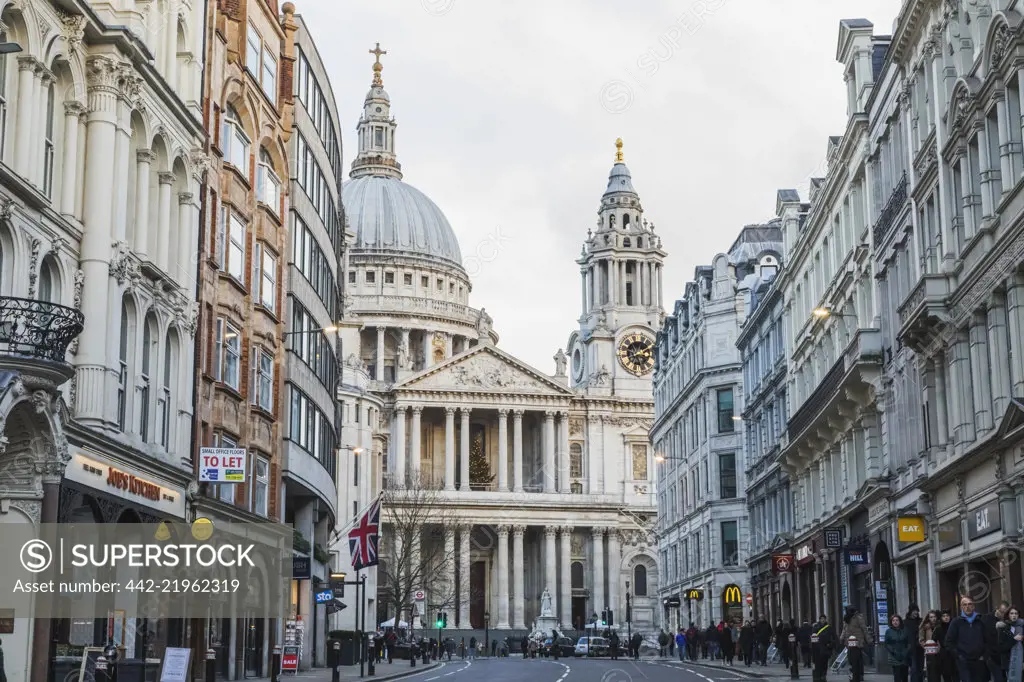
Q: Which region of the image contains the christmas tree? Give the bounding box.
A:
[469,431,494,490]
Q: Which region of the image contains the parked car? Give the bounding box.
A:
[542,636,575,658]
[575,636,611,657]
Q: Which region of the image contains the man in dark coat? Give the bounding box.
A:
[945,596,994,682]
[609,629,620,660]
[631,632,643,660]
[756,617,773,665]
[740,621,756,666]
[812,615,837,682]
[979,600,1009,682]
[907,604,924,682]
[798,621,813,668]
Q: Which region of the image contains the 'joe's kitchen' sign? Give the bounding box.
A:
[107,467,162,502]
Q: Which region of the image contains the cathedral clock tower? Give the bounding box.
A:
[566,139,666,399]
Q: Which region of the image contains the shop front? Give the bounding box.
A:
[50,445,190,682]
[721,584,744,624]
[795,540,817,622]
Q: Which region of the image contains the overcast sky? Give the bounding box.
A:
[305,0,901,373]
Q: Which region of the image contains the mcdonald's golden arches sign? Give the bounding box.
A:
[687,588,704,601]
[722,584,743,605]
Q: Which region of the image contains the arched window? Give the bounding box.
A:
[118,302,130,431]
[221,105,250,174]
[623,238,631,247]
[256,146,280,215]
[571,561,584,589]
[623,214,631,227]
[37,256,57,303]
[569,443,583,478]
[43,81,55,197]
[633,564,648,596]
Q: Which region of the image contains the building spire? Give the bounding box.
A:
[370,42,387,87]
[615,137,624,163]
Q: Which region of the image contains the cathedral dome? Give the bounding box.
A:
[342,176,464,268]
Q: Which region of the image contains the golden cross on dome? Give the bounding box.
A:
[615,137,624,162]
[369,42,387,86]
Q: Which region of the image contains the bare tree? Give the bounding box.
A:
[379,472,460,630]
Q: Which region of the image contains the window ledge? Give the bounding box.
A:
[254,303,280,325]
[218,270,249,296]
[251,404,276,422]
[214,382,244,402]
[257,202,282,225]
[224,163,251,190]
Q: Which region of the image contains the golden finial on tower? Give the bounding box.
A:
[615,137,624,163]
[369,42,387,87]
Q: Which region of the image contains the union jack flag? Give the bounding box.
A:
[348,496,381,571]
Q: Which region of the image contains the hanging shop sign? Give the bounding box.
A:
[897,516,926,543]
[938,519,963,551]
[66,448,185,517]
[824,528,843,548]
[664,595,682,607]
[844,546,869,564]
[796,544,815,565]
[723,585,743,605]
[967,500,1002,541]
[772,554,795,573]
[686,589,704,601]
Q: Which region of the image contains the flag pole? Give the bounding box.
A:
[358,567,364,678]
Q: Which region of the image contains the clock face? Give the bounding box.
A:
[617,333,655,376]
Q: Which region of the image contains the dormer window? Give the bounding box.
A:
[759,255,779,281]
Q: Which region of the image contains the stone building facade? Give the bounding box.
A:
[653,224,781,628]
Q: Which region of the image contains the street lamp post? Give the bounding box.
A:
[484,611,490,658]
[625,581,632,655]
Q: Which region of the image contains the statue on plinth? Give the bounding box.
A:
[540,587,553,617]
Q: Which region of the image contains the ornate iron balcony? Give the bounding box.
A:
[0,296,84,363]
[872,172,909,245]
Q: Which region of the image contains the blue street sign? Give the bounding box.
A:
[315,589,334,604]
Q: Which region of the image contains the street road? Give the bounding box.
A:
[392,657,764,682]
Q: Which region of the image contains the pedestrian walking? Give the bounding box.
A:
[631,632,642,661]
[610,629,621,661]
[721,622,735,666]
[908,605,925,682]
[812,615,837,682]
[935,611,959,682]
[468,636,477,660]
[945,597,991,682]
[921,610,943,682]
[756,617,773,665]
[799,620,813,668]
[1005,608,1023,682]
[659,629,669,657]
[841,606,872,682]
[491,639,497,658]
[740,620,756,666]
[886,615,913,682]
[676,629,686,662]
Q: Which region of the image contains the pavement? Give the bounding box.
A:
[238,655,891,682]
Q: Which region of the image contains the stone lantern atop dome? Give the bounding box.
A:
[351,43,403,181]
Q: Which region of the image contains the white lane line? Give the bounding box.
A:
[425,677,440,681]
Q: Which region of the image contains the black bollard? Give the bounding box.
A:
[331,642,340,682]
[789,635,798,679]
[367,642,376,676]
[271,647,281,682]
[206,649,217,682]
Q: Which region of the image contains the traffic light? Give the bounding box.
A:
[436,612,443,628]
[443,612,448,627]
[600,609,608,626]
[607,608,614,626]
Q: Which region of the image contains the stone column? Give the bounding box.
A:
[544,527,557,607]
[394,405,407,485]
[164,0,179,86]
[14,57,37,176]
[656,264,663,309]
[543,411,556,493]
[512,525,526,629]
[988,293,1011,418]
[156,172,174,272]
[376,326,386,381]
[444,333,453,359]
[559,526,573,628]
[60,101,85,216]
[497,409,509,491]
[444,526,456,620]
[410,407,422,481]
[558,411,571,492]
[636,260,644,306]
[112,86,133,243]
[607,530,621,619]
[512,409,524,492]
[608,258,616,306]
[969,311,993,433]
[1009,271,1024,395]
[956,327,978,445]
[933,355,949,446]
[176,193,195,285]
[459,525,471,628]
[133,150,154,257]
[497,526,510,628]
[580,269,588,314]
[76,57,121,422]
[422,332,432,369]
[445,407,456,491]
[460,407,471,490]
[592,528,606,612]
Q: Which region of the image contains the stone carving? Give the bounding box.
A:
[0,195,13,223]
[570,534,583,556]
[605,415,654,429]
[540,588,553,617]
[952,89,974,129]
[59,11,86,55]
[591,365,610,387]
[595,309,609,332]
[27,238,41,299]
[9,499,41,525]
[432,332,446,350]
[109,241,141,288]
[397,337,409,370]
[421,353,549,393]
[68,375,77,411]
[553,348,567,376]
[72,268,84,309]
[569,418,584,437]
[991,22,1013,68]
[190,149,213,183]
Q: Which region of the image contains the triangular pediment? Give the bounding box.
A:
[994,398,1024,440]
[394,345,573,395]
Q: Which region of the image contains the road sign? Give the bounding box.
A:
[199,447,247,483]
[315,589,334,604]
[745,593,753,605]
[414,590,425,601]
